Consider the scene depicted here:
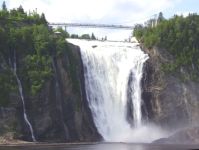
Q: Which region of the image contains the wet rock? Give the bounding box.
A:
[153,127,199,144]
[29,43,101,142]
[0,43,101,142]
[141,45,199,129]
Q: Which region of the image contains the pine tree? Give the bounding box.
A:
[17,5,25,14]
[2,1,7,11]
[41,13,47,24]
[158,12,164,23]
[91,33,96,40]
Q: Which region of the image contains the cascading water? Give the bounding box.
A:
[12,52,36,142]
[67,39,166,142]
[130,54,146,127]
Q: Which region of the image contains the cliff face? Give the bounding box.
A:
[0,43,101,142]
[142,46,199,129]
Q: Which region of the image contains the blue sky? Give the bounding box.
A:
[163,0,199,18]
[1,0,199,40]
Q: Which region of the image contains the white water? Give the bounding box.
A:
[67,39,167,142]
[12,53,36,142]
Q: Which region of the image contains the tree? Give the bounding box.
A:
[81,34,90,39]
[55,27,70,38]
[104,36,107,41]
[2,1,7,11]
[158,12,164,23]
[133,24,145,40]
[91,33,96,40]
[17,5,25,14]
[41,13,47,24]
[71,34,78,38]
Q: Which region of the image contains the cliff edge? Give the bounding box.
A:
[0,43,101,142]
[142,45,199,129]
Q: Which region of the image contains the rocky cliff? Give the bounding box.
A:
[141,45,199,130]
[0,43,101,142]
[153,126,199,144]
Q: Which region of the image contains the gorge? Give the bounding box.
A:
[1,37,199,144]
[1,36,199,144]
[1,6,199,145]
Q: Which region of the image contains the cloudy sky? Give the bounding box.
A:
[2,0,199,40]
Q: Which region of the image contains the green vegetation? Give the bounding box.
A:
[55,27,70,38]
[70,34,79,39]
[133,12,199,81]
[0,2,69,105]
[80,34,91,39]
[70,33,97,40]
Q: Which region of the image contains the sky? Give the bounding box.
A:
[1,0,199,41]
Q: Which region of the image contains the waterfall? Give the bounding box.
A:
[12,51,36,142]
[182,84,191,122]
[130,53,147,127]
[67,39,166,142]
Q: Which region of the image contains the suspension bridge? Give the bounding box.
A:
[48,13,159,30]
[48,23,134,30]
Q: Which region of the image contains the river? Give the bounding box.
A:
[0,143,199,150]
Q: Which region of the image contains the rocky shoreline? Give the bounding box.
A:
[153,126,199,144]
[0,133,30,144]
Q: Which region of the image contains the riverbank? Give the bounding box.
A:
[0,133,30,144]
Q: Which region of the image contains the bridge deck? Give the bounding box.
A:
[49,23,134,30]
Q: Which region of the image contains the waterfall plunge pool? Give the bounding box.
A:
[0,142,198,150]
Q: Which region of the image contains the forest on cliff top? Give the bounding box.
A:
[1,1,199,107]
[133,13,199,81]
[0,3,69,106]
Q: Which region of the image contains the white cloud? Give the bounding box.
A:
[5,0,181,40]
[6,0,181,23]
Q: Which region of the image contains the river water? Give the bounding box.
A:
[0,143,199,150]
